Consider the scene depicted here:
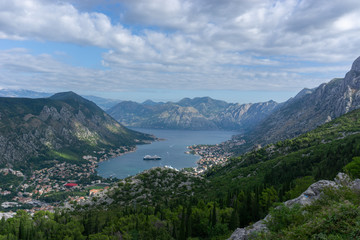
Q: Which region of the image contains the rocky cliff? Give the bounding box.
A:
[233,56,360,152]
[0,92,154,168]
[107,97,278,131]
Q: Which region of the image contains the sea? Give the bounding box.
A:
[97,128,238,179]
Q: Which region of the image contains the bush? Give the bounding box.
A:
[343,157,360,179]
[265,204,304,232]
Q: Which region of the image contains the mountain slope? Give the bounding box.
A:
[107,97,278,130]
[207,106,360,199]
[0,92,154,169]
[232,56,360,153]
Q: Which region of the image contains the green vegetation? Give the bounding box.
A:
[255,186,360,239]
[203,108,360,227]
[1,107,360,239]
[344,157,360,179]
[0,174,23,191]
[50,150,79,162]
[0,93,155,170]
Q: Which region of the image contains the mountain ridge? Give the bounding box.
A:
[231,56,360,153]
[0,92,154,170]
[107,97,279,131]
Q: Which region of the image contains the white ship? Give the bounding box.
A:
[143,155,161,160]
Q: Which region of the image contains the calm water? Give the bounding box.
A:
[97,128,238,179]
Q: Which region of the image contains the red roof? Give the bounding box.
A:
[65,183,78,187]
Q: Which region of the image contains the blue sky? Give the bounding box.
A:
[0,0,359,104]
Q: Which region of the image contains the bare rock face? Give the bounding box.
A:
[284,180,337,207]
[228,173,359,240]
[234,56,360,151]
[228,218,268,240]
[351,56,360,72]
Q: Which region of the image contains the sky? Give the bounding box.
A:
[0,0,360,104]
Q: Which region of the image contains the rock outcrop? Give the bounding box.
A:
[228,173,360,240]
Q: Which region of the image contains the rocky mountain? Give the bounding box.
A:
[107,97,279,130]
[0,91,154,169]
[233,56,360,152]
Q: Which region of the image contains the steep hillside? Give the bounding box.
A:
[233,56,360,152]
[0,92,154,170]
[209,106,360,190]
[107,97,278,130]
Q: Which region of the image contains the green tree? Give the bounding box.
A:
[344,156,360,178]
[259,187,278,210]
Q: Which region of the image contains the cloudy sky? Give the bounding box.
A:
[0,0,359,103]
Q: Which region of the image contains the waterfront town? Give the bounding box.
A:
[187,138,245,173]
[0,139,243,218]
[0,146,135,218]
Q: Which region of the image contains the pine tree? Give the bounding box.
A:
[211,203,217,227]
[229,208,239,230]
[179,207,186,240]
[185,203,192,238]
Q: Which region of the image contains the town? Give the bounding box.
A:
[187,138,245,173]
[0,140,242,218]
[0,146,135,218]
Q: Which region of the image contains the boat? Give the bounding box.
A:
[143,155,161,160]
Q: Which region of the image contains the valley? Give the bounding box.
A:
[0,57,360,239]
[2,1,360,239]
[97,128,237,178]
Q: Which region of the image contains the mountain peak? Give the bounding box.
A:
[49,91,102,112]
[293,88,314,100]
[50,91,82,101]
[351,56,360,72]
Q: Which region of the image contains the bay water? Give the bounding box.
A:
[97,128,238,179]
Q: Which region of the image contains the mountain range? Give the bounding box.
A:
[0,91,154,169]
[107,97,279,131]
[231,56,360,153]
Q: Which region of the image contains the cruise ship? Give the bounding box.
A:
[143,155,161,160]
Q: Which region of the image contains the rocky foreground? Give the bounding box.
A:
[228,172,360,240]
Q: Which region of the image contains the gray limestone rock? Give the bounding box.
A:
[284,180,337,207]
[351,56,360,72]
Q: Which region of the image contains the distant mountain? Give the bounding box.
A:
[142,100,164,106]
[79,95,122,110]
[0,89,121,110]
[0,89,52,98]
[0,91,154,169]
[107,97,279,130]
[232,56,360,153]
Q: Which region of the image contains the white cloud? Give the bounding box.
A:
[0,0,142,50]
[0,0,360,95]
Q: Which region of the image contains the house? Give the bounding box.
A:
[64,183,78,188]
